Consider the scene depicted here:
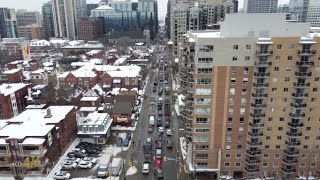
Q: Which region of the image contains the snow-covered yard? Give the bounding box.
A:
[126,166,137,176]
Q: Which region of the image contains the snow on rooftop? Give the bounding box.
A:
[191,31,221,38]
[135,42,144,46]
[0,138,8,144]
[79,107,97,112]
[80,96,99,101]
[29,40,50,46]
[92,84,105,96]
[25,104,47,109]
[72,69,97,78]
[2,69,20,74]
[168,41,173,44]
[114,57,127,66]
[90,58,103,65]
[58,71,70,78]
[43,62,54,67]
[31,69,45,74]
[0,83,28,96]
[49,39,69,44]
[95,5,114,10]
[78,112,110,126]
[86,50,102,55]
[22,138,45,145]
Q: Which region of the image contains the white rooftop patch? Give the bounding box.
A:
[0,83,28,96]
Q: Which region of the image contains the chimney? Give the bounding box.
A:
[44,108,52,118]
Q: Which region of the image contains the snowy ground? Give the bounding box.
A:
[125,166,137,176]
[179,137,187,161]
[112,121,137,131]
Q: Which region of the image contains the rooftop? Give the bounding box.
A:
[0,83,28,96]
[2,69,21,74]
[112,102,132,114]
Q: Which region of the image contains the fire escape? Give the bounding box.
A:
[179,38,195,142]
[245,41,272,178]
[281,41,316,178]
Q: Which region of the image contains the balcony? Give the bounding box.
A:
[285,141,301,147]
[21,149,47,157]
[245,159,261,165]
[253,82,269,88]
[284,149,299,156]
[250,113,265,118]
[293,82,310,88]
[247,141,262,147]
[254,61,272,67]
[297,49,316,56]
[282,158,298,165]
[291,92,308,98]
[253,72,270,77]
[248,132,264,137]
[250,103,266,109]
[288,112,305,118]
[286,131,302,137]
[246,150,261,156]
[0,150,10,157]
[281,167,296,174]
[287,122,304,129]
[256,50,273,56]
[289,102,307,108]
[251,93,268,98]
[249,122,264,128]
[296,61,314,67]
[244,167,259,173]
[295,72,312,77]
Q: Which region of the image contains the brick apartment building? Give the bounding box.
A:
[0,83,29,119]
[0,106,76,177]
[59,70,98,89]
[1,69,23,83]
[77,18,104,42]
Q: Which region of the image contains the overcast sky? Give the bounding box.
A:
[0,0,290,21]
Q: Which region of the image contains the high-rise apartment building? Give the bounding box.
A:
[18,25,45,40]
[179,13,320,179]
[244,0,278,13]
[77,18,104,41]
[42,1,55,40]
[0,8,18,39]
[289,0,320,27]
[16,9,42,26]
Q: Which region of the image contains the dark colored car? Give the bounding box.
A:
[67,152,87,158]
[153,168,164,179]
[84,148,101,154]
[156,140,162,149]
[153,86,157,92]
[126,133,132,141]
[165,121,170,128]
[158,110,162,116]
[116,138,123,147]
[148,126,154,133]
[166,139,173,148]
[144,154,152,164]
[157,118,162,127]
[158,105,162,111]
[122,138,129,147]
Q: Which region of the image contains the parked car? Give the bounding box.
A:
[61,161,77,169]
[156,149,162,159]
[148,126,154,133]
[142,163,150,174]
[153,168,164,179]
[122,138,130,147]
[73,148,86,154]
[165,121,170,128]
[116,138,123,147]
[65,157,80,163]
[78,161,93,169]
[81,157,97,164]
[166,139,173,148]
[146,137,152,143]
[144,154,152,164]
[156,140,162,149]
[67,152,87,159]
[53,171,71,180]
[97,164,108,177]
[158,127,164,133]
[166,129,172,136]
[158,110,162,116]
[126,133,132,141]
[79,142,94,147]
[153,86,157,92]
[84,148,101,154]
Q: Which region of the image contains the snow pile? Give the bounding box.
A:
[92,144,122,171]
[180,137,187,161]
[92,84,106,96]
[177,94,185,106]
[126,166,137,176]
[112,122,137,131]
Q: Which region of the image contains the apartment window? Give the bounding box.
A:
[282,98,287,102]
[195,145,209,151]
[287,56,293,61]
[231,67,236,74]
[274,67,279,71]
[263,154,269,158]
[195,118,209,124]
[242,89,247,95]
[244,67,249,74]
[227,128,232,132]
[194,136,209,142]
[228,108,234,115]
[278,127,283,131]
[263,163,268,167]
[245,56,250,61]
[272,78,278,82]
[241,98,246,105]
[197,78,212,85]
[225,154,231,158]
[224,162,230,167]
[280,117,284,121]
[198,58,213,64]
[270,98,275,103]
[230,78,236,84]
[274,153,280,158]
[238,136,243,142]
[286,67,291,71]
[195,88,211,95]
[277,44,282,49]
[284,77,290,82]
[301,154,307,158]
[313,88,318,92]
[300,163,306,167]
[243,78,248,85]
[315,77,320,81]
[246,45,251,49]
[266,136,271,140]
[267,127,272,131]
[265,145,270,149]
[236,154,242,158]
[198,45,214,52]
[311,98,316,102]
[288,44,294,49]
[228,118,232,123]
[237,145,242,150]
[303,145,308,149]
[195,108,211,115]
[240,108,245,115]
[268,117,273,121]
[229,98,234,105]
[305,136,310,140]
[226,136,232,142]
[277,136,282,140]
[235,162,241,167]
[226,145,231,150]
[195,154,208,160]
[198,68,213,74]
[239,118,244,124]
[306,127,311,131]
[233,45,239,50]
[238,127,244,132]
[230,88,235,95]
[195,98,211,105]
[270,107,274,112]
[195,128,210,133]
[284,88,289,92]
[232,56,238,61]
[275,56,280,61]
[273,162,279,167]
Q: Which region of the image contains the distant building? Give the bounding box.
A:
[61,40,104,56]
[1,37,31,60]
[42,1,55,40]
[1,69,23,83]
[77,18,104,41]
[289,0,320,27]
[87,3,99,17]
[277,4,290,13]
[16,9,41,26]
[0,8,18,39]
[17,25,45,40]
[244,0,278,13]
[0,83,29,119]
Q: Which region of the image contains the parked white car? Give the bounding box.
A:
[73,148,86,154]
[53,171,71,179]
[61,161,77,169]
[166,129,172,136]
[97,164,108,177]
[142,163,150,174]
[65,157,80,163]
[78,161,93,169]
[158,127,164,133]
[81,157,97,164]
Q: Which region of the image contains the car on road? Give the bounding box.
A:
[61,161,77,169]
[84,148,101,154]
[156,149,162,159]
[158,110,162,116]
[53,171,71,180]
[81,157,97,164]
[153,167,164,179]
[142,163,150,174]
[157,118,162,126]
[73,148,86,154]
[165,121,170,128]
[65,157,80,163]
[153,86,157,92]
[148,126,154,133]
[158,127,164,133]
[144,154,152,164]
[146,137,152,143]
[122,137,130,147]
[166,139,173,148]
[97,164,108,177]
[166,129,172,136]
[156,140,162,149]
[78,161,93,169]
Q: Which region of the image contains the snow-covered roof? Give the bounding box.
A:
[86,50,102,55]
[0,138,8,144]
[21,138,45,145]
[25,104,47,109]
[0,83,28,96]
[58,71,70,78]
[2,69,21,74]
[90,58,103,65]
[113,79,121,83]
[78,112,112,135]
[135,42,144,46]
[72,69,97,78]
[168,41,173,45]
[43,62,54,67]
[92,84,106,96]
[95,5,114,10]
[80,96,99,101]
[29,40,50,46]
[79,107,97,112]
[63,41,104,49]
[49,39,69,45]
[114,57,127,66]
[31,69,45,74]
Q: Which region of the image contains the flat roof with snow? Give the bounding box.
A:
[3,69,21,74]
[0,83,28,96]
[22,138,45,145]
[80,96,99,101]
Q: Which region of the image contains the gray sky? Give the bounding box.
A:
[0,0,290,21]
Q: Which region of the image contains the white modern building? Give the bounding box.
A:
[244,0,278,13]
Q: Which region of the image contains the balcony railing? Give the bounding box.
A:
[254,61,272,67]
[248,122,264,128]
[244,167,259,173]
[297,49,316,56]
[296,61,314,66]
[286,131,302,137]
[251,93,268,98]
[253,72,270,77]
[247,141,262,147]
[250,103,266,109]
[250,113,265,118]
[21,149,47,156]
[291,93,308,98]
[289,103,307,108]
[295,72,312,77]
[282,158,298,165]
[293,82,310,87]
[246,150,261,156]
[245,159,261,165]
[285,141,301,147]
[248,132,264,137]
[284,149,299,156]
[287,122,304,129]
[256,50,273,56]
[0,150,10,157]
[288,112,305,118]
[253,82,269,88]
[281,167,296,174]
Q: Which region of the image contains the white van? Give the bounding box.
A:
[109,158,123,176]
[156,149,162,159]
[142,163,150,174]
